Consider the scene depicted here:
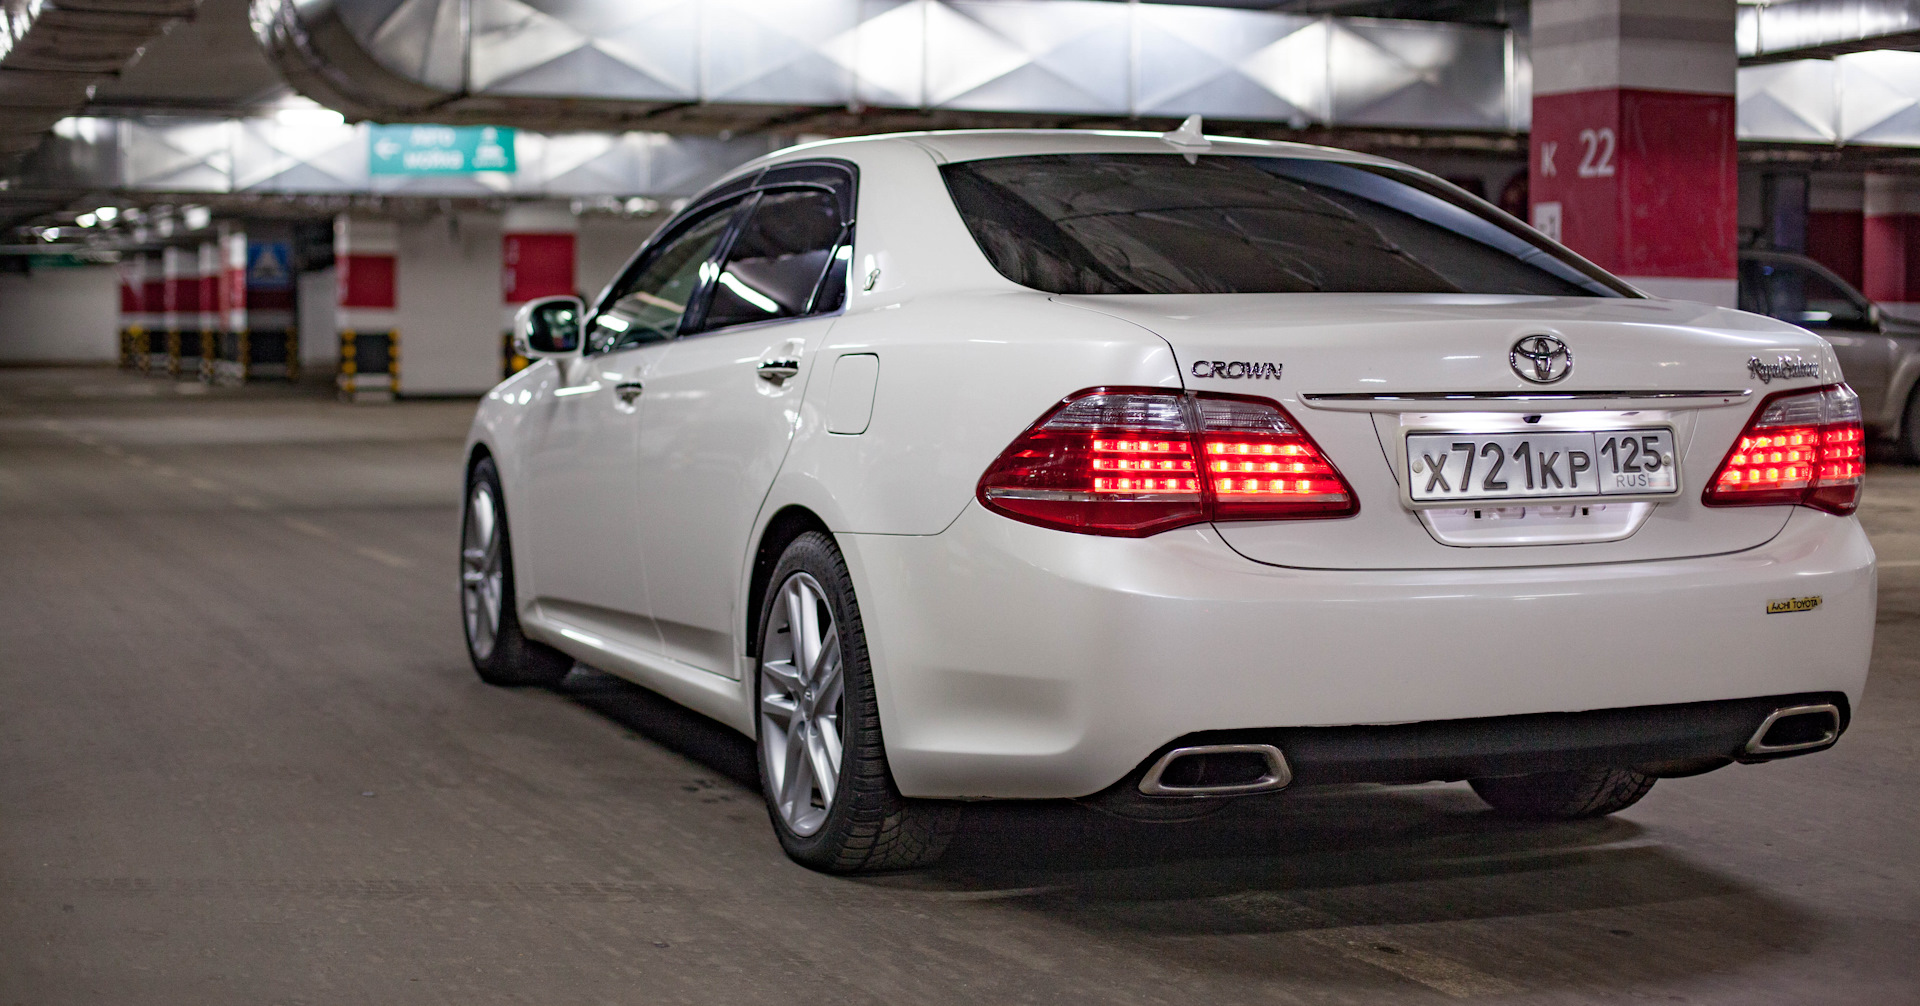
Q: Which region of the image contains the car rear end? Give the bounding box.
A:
[836,135,1875,806]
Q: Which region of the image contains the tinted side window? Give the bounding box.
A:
[701,189,845,331]
[941,154,1632,298]
[1749,261,1869,328]
[589,202,741,353]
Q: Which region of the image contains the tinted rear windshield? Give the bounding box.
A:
[941,154,1631,297]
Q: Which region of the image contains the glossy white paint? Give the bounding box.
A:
[635,318,825,678]
[845,503,1874,798]
[823,354,879,435]
[467,129,1878,799]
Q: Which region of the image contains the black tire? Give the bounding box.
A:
[461,456,574,687]
[754,531,959,873]
[1470,768,1656,820]
[1900,383,1920,464]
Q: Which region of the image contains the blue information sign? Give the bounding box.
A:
[369,125,516,175]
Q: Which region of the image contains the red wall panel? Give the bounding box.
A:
[1531,88,1737,279]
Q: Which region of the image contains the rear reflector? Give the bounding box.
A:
[1703,383,1864,516]
[978,388,1356,536]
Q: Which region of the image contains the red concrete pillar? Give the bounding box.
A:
[1808,175,1864,289]
[501,204,576,376]
[335,215,399,401]
[1529,0,1738,306]
[195,242,220,383]
[161,246,197,379]
[1862,174,1920,322]
[140,255,165,376]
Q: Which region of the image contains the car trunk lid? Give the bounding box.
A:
[1059,293,1839,570]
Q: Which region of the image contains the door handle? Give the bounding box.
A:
[614,381,644,404]
[756,359,800,384]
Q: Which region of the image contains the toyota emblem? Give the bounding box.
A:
[1510,335,1573,384]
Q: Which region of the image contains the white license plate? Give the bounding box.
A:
[1406,429,1678,502]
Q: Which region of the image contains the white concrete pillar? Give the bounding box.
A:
[335,215,399,401]
[160,245,193,378]
[215,227,248,385]
[1529,0,1739,306]
[195,241,220,383]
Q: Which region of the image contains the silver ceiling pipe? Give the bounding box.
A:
[1739,0,1920,64]
[251,0,1530,134]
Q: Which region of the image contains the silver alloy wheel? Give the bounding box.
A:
[759,571,845,837]
[461,483,504,661]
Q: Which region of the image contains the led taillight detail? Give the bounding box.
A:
[1089,437,1198,494]
[1704,383,1864,516]
[978,389,1357,537]
[1198,396,1356,519]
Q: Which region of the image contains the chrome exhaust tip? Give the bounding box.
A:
[1138,743,1292,797]
[1745,703,1842,757]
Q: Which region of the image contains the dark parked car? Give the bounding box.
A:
[1741,249,1920,460]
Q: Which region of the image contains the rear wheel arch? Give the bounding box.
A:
[466,442,494,477]
[746,505,834,658]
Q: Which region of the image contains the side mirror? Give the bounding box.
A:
[513,296,584,358]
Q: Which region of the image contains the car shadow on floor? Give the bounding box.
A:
[555,665,1815,991]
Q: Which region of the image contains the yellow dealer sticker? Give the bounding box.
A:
[1767,596,1823,614]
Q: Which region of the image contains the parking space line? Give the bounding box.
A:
[280,516,415,569]
[353,545,413,569]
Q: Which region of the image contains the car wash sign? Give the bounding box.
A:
[369,125,516,175]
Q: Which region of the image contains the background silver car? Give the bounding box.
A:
[1740,249,1920,460]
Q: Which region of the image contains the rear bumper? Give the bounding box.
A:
[1171,692,1849,789]
[839,504,1876,800]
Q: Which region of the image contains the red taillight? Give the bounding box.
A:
[1198,396,1357,520]
[978,389,1357,536]
[1703,383,1864,516]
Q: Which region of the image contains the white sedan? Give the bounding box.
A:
[462,126,1875,873]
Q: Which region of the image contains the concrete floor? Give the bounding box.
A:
[1,365,1915,1005]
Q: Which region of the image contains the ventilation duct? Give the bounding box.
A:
[0,0,202,165]
[251,0,1531,135]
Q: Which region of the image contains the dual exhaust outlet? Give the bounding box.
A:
[1744,703,1842,757]
[1134,702,1842,798]
[1138,743,1292,797]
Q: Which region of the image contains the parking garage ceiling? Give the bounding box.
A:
[0,0,204,163]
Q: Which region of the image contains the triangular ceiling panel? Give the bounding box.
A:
[1239,21,1329,119]
[1133,29,1237,111]
[469,0,595,90]
[827,1,923,106]
[1737,92,1833,142]
[594,2,701,97]
[923,4,1041,106]
[489,46,690,101]
[1028,24,1131,111]
[1140,71,1312,122]
[941,61,1114,115]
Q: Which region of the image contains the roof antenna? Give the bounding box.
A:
[1161,114,1209,163]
